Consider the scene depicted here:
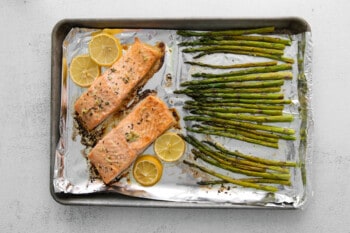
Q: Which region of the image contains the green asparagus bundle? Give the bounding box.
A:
[184,135,294,172]
[183,160,279,192]
[203,140,297,167]
[187,127,279,148]
[176,27,300,192]
[202,122,296,141]
[184,135,290,172]
[178,26,294,63]
[181,135,296,191]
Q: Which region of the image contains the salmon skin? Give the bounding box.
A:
[88,95,176,184]
[74,38,165,131]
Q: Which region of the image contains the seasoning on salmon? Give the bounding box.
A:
[88,95,176,184]
[74,38,165,131]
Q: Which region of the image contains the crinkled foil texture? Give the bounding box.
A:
[54,28,313,208]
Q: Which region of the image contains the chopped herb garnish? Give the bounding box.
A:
[142,54,148,62]
[125,131,139,142]
[95,98,102,105]
[122,76,129,84]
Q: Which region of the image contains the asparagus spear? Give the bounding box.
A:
[186,80,284,90]
[183,160,278,192]
[180,40,286,50]
[200,35,292,46]
[187,92,284,99]
[186,127,279,148]
[175,87,281,94]
[181,71,293,86]
[192,149,291,180]
[197,179,291,186]
[203,122,296,141]
[200,126,279,145]
[183,135,289,173]
[184,61,278,69]
[183,45,284,56]
[193,50,295,63]
[183,116,295,135]
[185,100,284,110]
[193,125,279,143]
[203,140,297,167]
[177,27,275,37]
[190,98,292,105]
[191,64,292,78]
[210,87,281,93]
[191,110,294,123]
[184,105,282,116]
[191,148,266,172]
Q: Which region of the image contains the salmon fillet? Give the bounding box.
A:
[88,95,176,184]
[74,38,165,131]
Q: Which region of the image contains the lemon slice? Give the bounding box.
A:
[133,155,163,186]
[69,55,100,87]
[154,132,186,162]
[88,33,122,66]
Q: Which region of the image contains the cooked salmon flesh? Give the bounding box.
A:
[74,38,165,131]
[88,95,176,184]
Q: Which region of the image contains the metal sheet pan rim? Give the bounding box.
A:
[50,17,312,208]
[52,17,311,33]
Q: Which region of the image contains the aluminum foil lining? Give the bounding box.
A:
[53,27,313,208]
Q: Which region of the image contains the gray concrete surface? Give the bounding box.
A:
[0,0,349,232]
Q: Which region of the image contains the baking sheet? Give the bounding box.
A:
[50,19,313,208]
